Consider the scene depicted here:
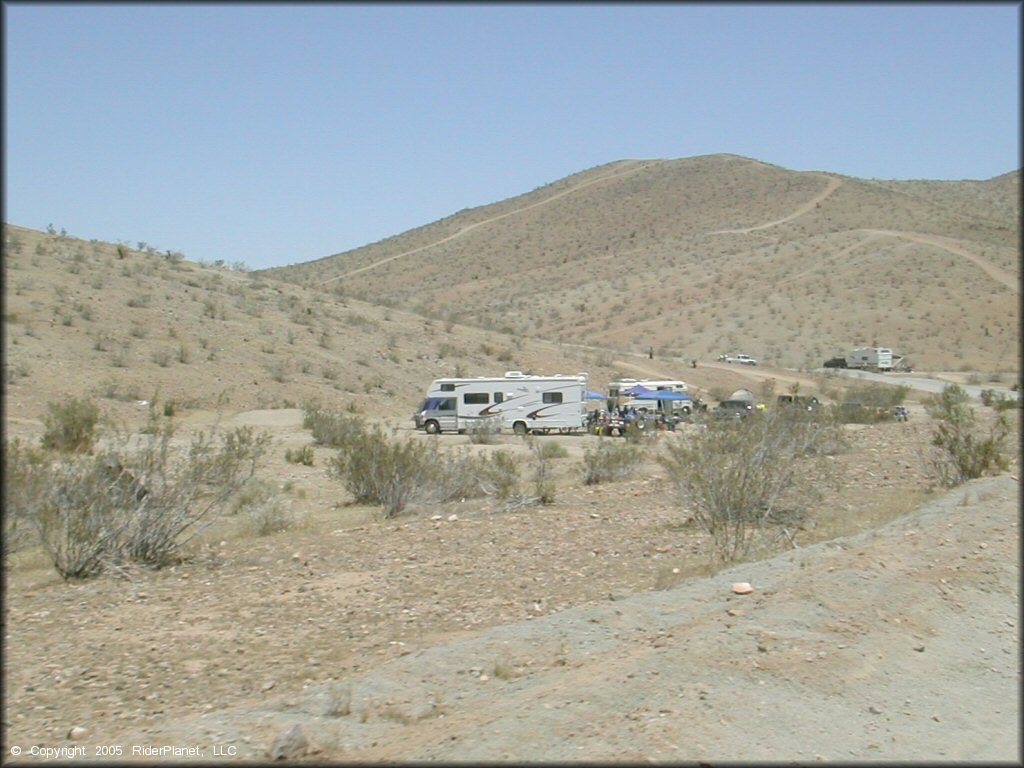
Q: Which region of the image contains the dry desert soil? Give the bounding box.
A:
[3,406,1020,764]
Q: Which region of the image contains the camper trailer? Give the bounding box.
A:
[413,371,588,435]
[606,378,693,416]
[845,347,894,371]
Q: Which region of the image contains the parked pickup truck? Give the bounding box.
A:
[718,353,758,366]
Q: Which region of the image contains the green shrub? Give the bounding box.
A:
[537,441,569,459]
[236,479,294,536]
[7,422,268,578]
[41,397,100,453]
[660,408,844,565]
[928,384,1010,486]
[285,444,315,466]
[326,420,521,516]
[304,407,366,449]
[581,441,644,485]
[328,423,434,517]
[467,416,503,444]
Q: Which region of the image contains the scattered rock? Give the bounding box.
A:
[731,582,754,595]
[267,723,313,760]
[67,726,88,740]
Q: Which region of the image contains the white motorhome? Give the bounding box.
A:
[845,347,894,371]
[413,371,588,435]
[606,378,692,415]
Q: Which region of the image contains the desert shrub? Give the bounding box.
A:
[467,416,503,444]
[324,414,521,516]
[304,406,365,449]
[927,384,1010,486]
[841,380,910,408]
[475,450,521,498]
[581,441,644,485]
[537,441,569,459]
[8,422,268,578]
[236,479,294,536]
[3,439,49,556]
[41,397,100,453]
[285,444,315,466]
[528,440,556,505]
[980,389,1021,411]
[659,408,844,565]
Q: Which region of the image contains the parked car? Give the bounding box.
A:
[823,356,847,368]
[718,353,758,365]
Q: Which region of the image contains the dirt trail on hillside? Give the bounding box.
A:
[708,174,841,235]
[88,476,1019,763]
[860,229,1019,293]
[323,160,655,283]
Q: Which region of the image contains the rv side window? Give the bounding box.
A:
[440,383,455,392]
[494,392,504,403]
[464,392,488,405]
[424,397,455,411]
[542,392,563,404]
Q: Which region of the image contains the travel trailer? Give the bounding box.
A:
[413,371,588,435]
[845,347,894,371]
[606,378,692,416]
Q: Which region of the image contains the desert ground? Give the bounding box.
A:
[4,400,1020,763]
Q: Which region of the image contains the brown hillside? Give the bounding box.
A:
[264,154,1020,372]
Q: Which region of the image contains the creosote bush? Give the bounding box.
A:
[581,440,644,485]
[325,416,520,517]
[4,421,269,579]
[927,384,1010,486]
[41,397,100,452]
[660,407,845,566]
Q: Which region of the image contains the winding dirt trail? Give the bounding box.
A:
[708,174,842,235]
[322,160,655,284]
[858,229,1019,293]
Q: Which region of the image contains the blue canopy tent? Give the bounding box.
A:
[633,390,691,402]
[585,390,607,400]
[623,384,653,396]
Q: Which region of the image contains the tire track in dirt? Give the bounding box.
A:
[707,174,842,235]
[858,229,1019,293]
[322,161,656,284]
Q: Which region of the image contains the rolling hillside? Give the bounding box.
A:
[264,154,1020,372]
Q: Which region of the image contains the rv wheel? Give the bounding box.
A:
[513,421,528,436]
[424,420,440,435]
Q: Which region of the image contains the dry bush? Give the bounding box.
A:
[927,384,1011,486]
[5,422,268,578]
[580,440,644,485]
[303,406,365,449]
[41,397,100,453]
[467,416,503,444]
[659,408,845,565]
[236,479,295,536]
[326,419,520,517]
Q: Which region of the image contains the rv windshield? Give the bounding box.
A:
[421,397,455,412]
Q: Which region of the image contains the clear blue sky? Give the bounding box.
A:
[4,3,1019,270]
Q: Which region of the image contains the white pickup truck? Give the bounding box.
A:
[718,353,758,366]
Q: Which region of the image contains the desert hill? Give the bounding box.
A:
[264,154,1020,372]
[0,223,628,431]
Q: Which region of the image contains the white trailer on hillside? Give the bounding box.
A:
[845,347,894,371]
[413,371,588,435]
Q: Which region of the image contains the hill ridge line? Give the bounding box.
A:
[320,160,657,283]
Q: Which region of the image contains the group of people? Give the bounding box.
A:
[586,405,679,434]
